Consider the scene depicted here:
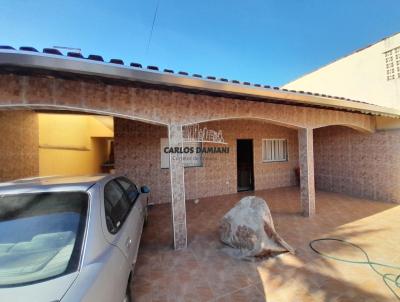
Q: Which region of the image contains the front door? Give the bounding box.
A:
[237,139,254,191]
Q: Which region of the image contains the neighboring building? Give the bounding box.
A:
[0,45,399,249]
[283,32,400,110]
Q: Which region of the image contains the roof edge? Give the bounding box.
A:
[0,50,399,118]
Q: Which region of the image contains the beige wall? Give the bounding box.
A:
[314,126,400,203]
[0,111,39,181]
[115,118,299,204]
[283,33,400,110]
[38,114,113,176]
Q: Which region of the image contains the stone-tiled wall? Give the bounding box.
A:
[185,120,299,200]
[0,74,375,132]
[114,118,171,204]
[115,118,299,204]
[314,126,400,203]
[0,110,39,181]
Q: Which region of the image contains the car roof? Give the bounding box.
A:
[0,174,116,195]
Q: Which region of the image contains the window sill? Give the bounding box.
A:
[262,160,288,163]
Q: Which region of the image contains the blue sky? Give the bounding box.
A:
[1,0,399,86]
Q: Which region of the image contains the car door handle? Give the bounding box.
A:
[125,237,132,249]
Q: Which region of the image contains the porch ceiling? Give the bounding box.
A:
[132,187,399,301]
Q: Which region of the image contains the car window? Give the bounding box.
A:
[0,192,88,287]
[104,180,130,234]
[116,177,139,204]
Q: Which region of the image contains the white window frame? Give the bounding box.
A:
[160,138,203,169]
[262,139,288,163]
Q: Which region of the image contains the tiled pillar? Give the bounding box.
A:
[168,124,187,249]
[298,128,316,217]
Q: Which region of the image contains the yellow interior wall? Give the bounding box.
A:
[39,114,114,176]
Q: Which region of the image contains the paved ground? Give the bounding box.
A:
[131,187,400,301]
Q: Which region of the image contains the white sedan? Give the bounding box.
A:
[0,174,149,302]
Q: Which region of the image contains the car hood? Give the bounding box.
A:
[0,272,78,302]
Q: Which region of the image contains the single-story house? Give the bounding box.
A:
[0,46,399,250]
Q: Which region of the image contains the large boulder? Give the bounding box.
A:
[219,196,295,259]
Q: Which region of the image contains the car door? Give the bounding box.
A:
[103,180,135,262]
[115,177,144,265]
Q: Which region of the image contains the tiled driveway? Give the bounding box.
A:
[131,187,400,301]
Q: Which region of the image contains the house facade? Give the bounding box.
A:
[0,46,399,250]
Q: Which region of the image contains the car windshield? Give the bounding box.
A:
[0,191,88,287]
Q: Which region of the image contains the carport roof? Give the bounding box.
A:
[0,46,399,118]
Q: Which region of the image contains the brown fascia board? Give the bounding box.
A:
[0,49,399,118]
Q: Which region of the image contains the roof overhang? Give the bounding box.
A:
[0,49,399,118]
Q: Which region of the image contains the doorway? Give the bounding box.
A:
[237,139,254,192]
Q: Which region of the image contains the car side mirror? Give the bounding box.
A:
[141,186,150,194]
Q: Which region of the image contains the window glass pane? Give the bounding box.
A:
[279,140,284,160]
[117,177,139,204]
[269,140,272,161]
[0,192,88,287]
[273,140,276,160]
[262,140,266,161]
[283,140,287,160]
[104,181,130,232]
[263,139,288,162]
[278,140,282,160]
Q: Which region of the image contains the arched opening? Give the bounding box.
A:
[0,108,173,247]
[134,117,308,250]
[182,116,302,129]
[132,119,400,301]
[0,107,165,180]
[313,123,374,134]
[183,118,301,200]
[112,117,173,248]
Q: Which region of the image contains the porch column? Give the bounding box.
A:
[298,128,316,217]
[168,124,187,249]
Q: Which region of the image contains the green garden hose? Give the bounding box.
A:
[309,238,400,300]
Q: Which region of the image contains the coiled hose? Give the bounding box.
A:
[309,238,400,300]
